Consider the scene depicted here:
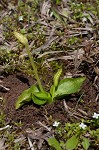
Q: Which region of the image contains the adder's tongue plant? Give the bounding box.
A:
[14,31,44,92]
[14,31,86,109]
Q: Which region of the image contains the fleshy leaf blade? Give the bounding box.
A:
[54,77,86,98]
[31,85,48,105]
[48,137,62,150]
[30,84,40,93]
[32,94,47,105]
[50,85,55,102]
[82,138,90,150]
[65,135,79,150]
[15,88,32,109]
[34,91,51,100]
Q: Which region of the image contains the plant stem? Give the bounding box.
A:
[25,44,44,92]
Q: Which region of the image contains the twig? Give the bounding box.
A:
[0,125,11,131]
[63,100,88,119]
[78,109,88,117]
[0,84,10,91]
[37,121,51,132]
[63,100,70,113]
[27,137,35,150]
[14,136,26,143]
[95,94,99,102]
[37,50,63,58]
[72,27,93,32]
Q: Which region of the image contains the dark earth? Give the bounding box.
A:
[0,0,99,149]
[0,65,99,129]
[0,53,99,149]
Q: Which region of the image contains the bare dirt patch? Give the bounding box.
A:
[0,71,99,130]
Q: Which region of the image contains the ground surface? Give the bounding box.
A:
[0,68,99,149]
[0,0,99,149]
[0,72,99,129]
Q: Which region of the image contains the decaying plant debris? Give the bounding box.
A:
[0,0,99,149]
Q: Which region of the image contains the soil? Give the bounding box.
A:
[0,70,99,130]
[0,0,99,149]
[0,54,99,149]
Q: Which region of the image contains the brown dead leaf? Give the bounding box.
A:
[26,127,53,149]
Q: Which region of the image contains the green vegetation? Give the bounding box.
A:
[14,32,85,109]
[0,0,98,149]
[48,114,99,150]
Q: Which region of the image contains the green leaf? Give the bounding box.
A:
[82,138,90,150]
[54,77,86,99]
[15,87,32,109]
[50,85,55,101]
[54,68,62,87]
[15,84,42,109]
[65,135,79,150]
[34,91,50,100]
[30,84,40,93]
[32,94,47,105]
[31,85,48,105]
[34,91,52,102]
[48,137,62,150]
